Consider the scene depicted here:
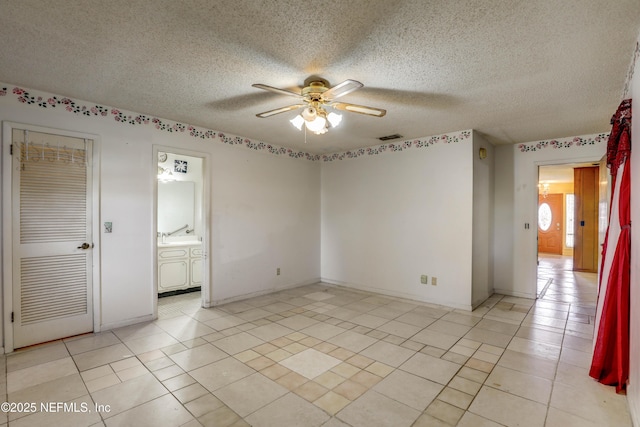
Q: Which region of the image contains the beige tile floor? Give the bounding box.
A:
[0,264,631,426]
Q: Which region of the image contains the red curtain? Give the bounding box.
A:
[590,98,632,393]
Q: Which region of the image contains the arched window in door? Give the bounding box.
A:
[538,202,552,231]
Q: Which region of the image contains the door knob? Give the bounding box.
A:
[77,243,92,249]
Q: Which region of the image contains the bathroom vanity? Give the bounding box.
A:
[158,240,202,293]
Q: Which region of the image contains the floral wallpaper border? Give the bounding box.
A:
[0,84,606,161]
[0,85,322,161]
[517,133,609,153]
[0,84,474,162]
[320,130,472,162]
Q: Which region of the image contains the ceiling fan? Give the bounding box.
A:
[252,77,386,135]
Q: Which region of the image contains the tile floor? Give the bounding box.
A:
[0,261,631,426]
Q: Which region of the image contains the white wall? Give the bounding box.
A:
[493,144,515,295]
[494,134,607,298]
[472,132,495,307]
[320,131,475,309]
[0,84,321,341]
[626,39,639,427]
[209,143,320,303]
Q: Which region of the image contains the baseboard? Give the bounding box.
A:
[101,279,322,328]
[100,314,156,331]
[274,277,321,292]
[492,287,537,300]
[628,384,639,427]
[210,277,322,306]
[471,290,496,310]
[321,278,473,311]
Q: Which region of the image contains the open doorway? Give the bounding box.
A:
[154,147,210,318]
[536,159,608,304]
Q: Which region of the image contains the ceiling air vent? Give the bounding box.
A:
[378,133,403,141]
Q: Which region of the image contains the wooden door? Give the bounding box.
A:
[11,129,94,348]
[574,166,599,272]
[538,193,563,254]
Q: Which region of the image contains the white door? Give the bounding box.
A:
[11,129,94,348]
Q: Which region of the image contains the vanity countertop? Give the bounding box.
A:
[158,240,201,248]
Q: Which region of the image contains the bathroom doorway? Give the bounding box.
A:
[154,147,210,315]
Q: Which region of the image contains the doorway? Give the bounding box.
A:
[154,147,210,316]
[537,160,606,300]
[3,123,100,351]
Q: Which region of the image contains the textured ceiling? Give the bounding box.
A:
[1,0,639,154]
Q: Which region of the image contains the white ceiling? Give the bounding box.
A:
[1,1,639,154]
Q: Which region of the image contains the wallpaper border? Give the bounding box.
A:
[0,84,606,162]
[0,85,321,161]
[517,133,609,153]
[320,130,472,162]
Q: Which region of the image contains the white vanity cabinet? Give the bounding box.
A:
[158,244,202,293]
[190,247,203,287]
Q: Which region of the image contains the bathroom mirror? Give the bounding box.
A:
[158,181,195,235]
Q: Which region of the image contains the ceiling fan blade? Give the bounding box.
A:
[330,102,386,117]
[252,83,303,98]
[256,104,305,118]
[323,79,363,100]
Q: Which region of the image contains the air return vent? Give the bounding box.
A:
[378,134,403,141]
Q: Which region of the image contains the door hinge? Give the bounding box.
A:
[10,144,13,155]
[11,312,14,323]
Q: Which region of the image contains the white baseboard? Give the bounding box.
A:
[321,278,473,311]
[100,278,323,329]
[492,287,537,300]
[274,277,321,292]
[628,385,639,427]
[210,277,321,307]
[472,290,496,310]
[101,314,156,331]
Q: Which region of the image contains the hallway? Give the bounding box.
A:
[537,253,598,309]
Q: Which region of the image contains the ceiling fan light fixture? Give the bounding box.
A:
[290,114,305,130]
[254,77,385,137]
[301,106,317,121]
[327,112,342,128]
[305,115,327,133]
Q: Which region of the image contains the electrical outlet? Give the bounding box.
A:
[420,275,428,284]
[431,277,438,286]
[277,268,280,276]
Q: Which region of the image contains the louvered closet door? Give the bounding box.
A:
[12,129,93,348]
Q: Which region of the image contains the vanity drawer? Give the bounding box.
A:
[158,248,189,259]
